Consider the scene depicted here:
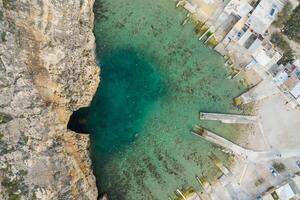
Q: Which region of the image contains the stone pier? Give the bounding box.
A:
[199,112,257,124]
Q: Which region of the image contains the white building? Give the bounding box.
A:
[249,42,282,70]
[231,0,286,49]
[273,70,288,86]
[275,183,297,200]
[223,0,253,17]
[246,0,286,35]
[293,59,300,69]
[260,175,300,200]
[290,82,300,99]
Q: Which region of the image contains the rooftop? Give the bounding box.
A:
[224,0,253,17]
[290,82,300,99]
[247,0,285,35]
[275,183,296,200]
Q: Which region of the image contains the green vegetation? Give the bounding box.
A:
[0,10,3,21]
[31,192,37,200]
[19,170,28,176]
[9,194,21,200]
[0,112,12,124]
[80,0,84,7]
[0,166,28,200]
[272,162,286,172]
[1,32,7,42]
[3,0,16,10]
[2,177,23,200]
[18,133,29,145]
[283,5,300,42]
[271,32,294,65]
[273,2,293,28]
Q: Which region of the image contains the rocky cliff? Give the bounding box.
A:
[0,0,100,199]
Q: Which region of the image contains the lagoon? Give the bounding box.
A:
[69,0,246,199]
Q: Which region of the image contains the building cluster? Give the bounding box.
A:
[271,59,300,107]
[258,174,300,200]
[219,0,300,107]
[215,0,285,69]
[176,1,300,199]
[180,0,300,107]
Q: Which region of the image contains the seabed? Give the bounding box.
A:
[69,0,250,199]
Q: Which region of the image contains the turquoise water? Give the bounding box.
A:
[69,0,247,199]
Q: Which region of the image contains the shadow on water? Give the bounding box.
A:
[67,48,166,195]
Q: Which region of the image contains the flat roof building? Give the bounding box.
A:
[223,0,253,17]
[246,0,286,35]
[290,82,300,99]
[275,183,296,200]
[293,59,300,69]
[273,70,289,86]
[259,175,300,200]
[252,43,282,70]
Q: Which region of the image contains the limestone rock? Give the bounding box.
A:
[0,0,100,199]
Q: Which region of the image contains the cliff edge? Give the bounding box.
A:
[0,0,99,199]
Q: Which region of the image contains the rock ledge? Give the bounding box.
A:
[0,0,100,199]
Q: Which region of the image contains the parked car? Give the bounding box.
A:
[296,161,300,169]
[270,167,279,177]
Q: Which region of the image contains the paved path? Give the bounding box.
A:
[200,112,257,124]
[192,126,300,163]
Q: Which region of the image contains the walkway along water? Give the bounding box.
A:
[191,125,300,163]
[199,112,258,124]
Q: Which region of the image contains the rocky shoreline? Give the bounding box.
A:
[0,0,100,199]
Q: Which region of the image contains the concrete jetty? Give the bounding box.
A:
[195,176,212,199]
[199,112,257,124]
[176,189,188,200]
[176,0,185,7]
[196,176,212,193]
[176,188,201,200]
[191,125,250,158]
[204,32,215,43]
[191,125,300,163]
[182,18,189,25]
[208,153,230,176]
[198,28,210,40]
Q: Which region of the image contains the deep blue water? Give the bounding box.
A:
[69,49,165,158]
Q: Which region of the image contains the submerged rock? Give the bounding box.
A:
[0,0,100,199]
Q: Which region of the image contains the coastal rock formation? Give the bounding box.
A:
[0,0,100,199]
